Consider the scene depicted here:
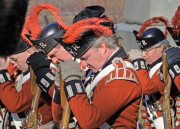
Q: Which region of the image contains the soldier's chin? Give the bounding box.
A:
[19,68,23,71]
[19,68,25,72]
[90,68,98,73]
[146,61,152,65]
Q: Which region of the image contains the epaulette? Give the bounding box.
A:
[105,57,138,85]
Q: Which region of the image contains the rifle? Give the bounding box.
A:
[59,69,71,129]
[21,66,42,129]
[162,52,172,129]
[25,17,50,129]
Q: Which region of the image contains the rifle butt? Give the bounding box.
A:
[60,102,71,129]
[162,52,173,129]
[59,68,71,129]
[26,66,42,129]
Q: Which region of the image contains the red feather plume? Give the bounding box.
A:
[21,4,68,45]
[171,5,180,36]
[63,16,114,44]
[138,16,169,37]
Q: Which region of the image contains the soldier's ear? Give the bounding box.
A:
[160,45,164,53]
[99,42,107,54]
[26,48,35,55]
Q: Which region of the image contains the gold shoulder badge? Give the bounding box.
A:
[105,57,138,85]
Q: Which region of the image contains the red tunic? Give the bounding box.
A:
[174,75,180,91]
[52,101,63,122]
[68,58,142,128]
[51,61,87,123]
[0,70,53,125]
[137,69,165,95]
[136,64,164,128]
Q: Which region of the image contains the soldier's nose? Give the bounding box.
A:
[81,61,87,67]
[51,57,58,64]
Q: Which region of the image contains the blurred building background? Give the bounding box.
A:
[28,0,124,26]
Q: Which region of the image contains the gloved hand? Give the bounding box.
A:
[60,60,86,100]
[164,47,180,65]
[128,49,147,70]
[27,52,51,75]
[60,60,86,83]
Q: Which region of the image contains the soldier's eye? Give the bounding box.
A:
[11,58,17,62]
[49,55,55,59]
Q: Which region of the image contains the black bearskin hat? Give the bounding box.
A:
[0,0,28,57]
[13,37,31,55]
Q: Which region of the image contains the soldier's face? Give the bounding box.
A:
[80,46,106,73]
[47,45,73,64]
[142,45,163,65]
[10,51,29,72]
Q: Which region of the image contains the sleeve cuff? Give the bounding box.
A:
[36,68,55,93]
[64,80,85,101]
[168,61,180,80]
[132,58,147,70]
[0,70,12,84]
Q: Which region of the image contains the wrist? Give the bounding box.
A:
[36,68,55,93]
[0,70,12,84]
[64,80,85,101]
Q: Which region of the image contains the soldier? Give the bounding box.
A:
[27,5,106,129]
[54,15,142,128]
[23,4,69,125]
[130,17,178,129]
[26,22,69,123]
[0,4,64,129]
[0,0,29,128]
[0,36,56,129]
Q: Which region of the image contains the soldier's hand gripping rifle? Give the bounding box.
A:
[58,60,86,129]
[59,69,71,129]
[162,52,172,129]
